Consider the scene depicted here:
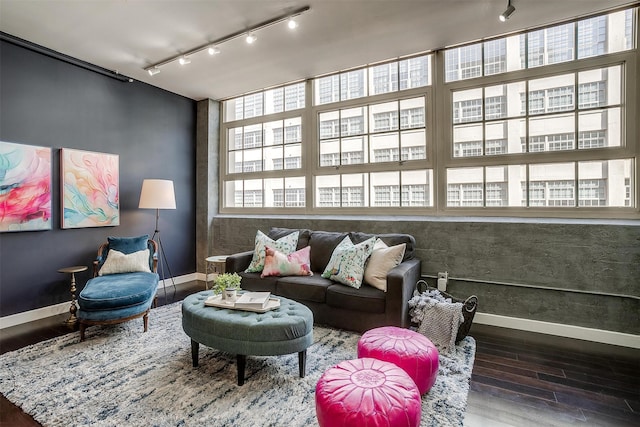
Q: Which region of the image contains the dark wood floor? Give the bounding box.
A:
[1,282,638,427]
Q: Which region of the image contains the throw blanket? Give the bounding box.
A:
[409,289,464,354]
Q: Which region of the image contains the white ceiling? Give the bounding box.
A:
[1,0,637,101]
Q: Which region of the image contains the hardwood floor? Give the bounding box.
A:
[467,326,639,426]
[1,282,638,427]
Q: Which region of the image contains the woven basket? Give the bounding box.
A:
[413,280,478,343]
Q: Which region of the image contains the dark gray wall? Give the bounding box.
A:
[0,40,197,317]
[210,216,640,335]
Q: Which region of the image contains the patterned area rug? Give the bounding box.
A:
[0,302,475,427]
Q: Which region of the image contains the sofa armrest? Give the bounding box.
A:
[385,258,421,328]
[225,250,254,273]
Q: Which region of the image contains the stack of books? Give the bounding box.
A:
[233,291,271,310]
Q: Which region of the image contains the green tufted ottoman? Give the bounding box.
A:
[182,291,314,385]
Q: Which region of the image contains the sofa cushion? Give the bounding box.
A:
[276,275,333,303]
[79,272,158,310]
[245,230,299,273]
[326,283,386,314]
[269,227,312,250]
[308,230,349,273]
[238,272,278,293]
[350,232,416,261]
[322,236,376,289]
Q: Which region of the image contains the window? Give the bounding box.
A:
[223,82,306,208]
[221,7,637,218]
[578,16,607,58]
[273,188,306,207]
[451,64,623,158]
[316,55,431,105]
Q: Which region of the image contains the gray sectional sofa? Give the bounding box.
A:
[225,227,421,333]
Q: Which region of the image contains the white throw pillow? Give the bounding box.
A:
[364,239,406,291]
[98,249,151,276]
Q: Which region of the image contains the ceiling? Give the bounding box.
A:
[1,0,637,101]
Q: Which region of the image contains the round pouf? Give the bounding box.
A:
[315,358,421,427]
[358,326,439,395]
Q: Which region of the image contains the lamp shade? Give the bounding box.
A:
[139,179,176,209]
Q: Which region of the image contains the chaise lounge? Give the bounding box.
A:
[77,235,159,341]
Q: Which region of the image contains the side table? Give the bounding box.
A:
[58,265,88,325]
[205,255,228,290]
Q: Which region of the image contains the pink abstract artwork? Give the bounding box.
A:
[0,141,52,232]
[61,148,119,229]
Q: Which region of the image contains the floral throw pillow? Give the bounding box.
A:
[245,230,299,273]
[261,246,313,278]
[321,236,376,288]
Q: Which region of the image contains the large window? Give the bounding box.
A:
[221,8,637,218]
[444,9,635,212]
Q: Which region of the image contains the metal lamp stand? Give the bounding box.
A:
[151,208,176,302]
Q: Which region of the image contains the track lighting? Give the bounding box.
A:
[499,1,515,22]
[143,5,310,76]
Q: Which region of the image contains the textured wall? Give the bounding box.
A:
[209,216,640,334]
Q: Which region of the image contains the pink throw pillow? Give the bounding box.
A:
[261,246,313,278]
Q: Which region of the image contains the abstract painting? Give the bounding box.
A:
[0,141,52,232]
[61,148,119,229]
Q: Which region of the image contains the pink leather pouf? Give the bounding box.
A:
[358,326,439,395]
[315,358,421,427]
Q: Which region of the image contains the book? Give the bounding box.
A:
[234,292,271,310]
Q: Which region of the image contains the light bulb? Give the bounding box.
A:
[179,56,191,65]
[208,46,220,55]
[246,33,257,44]
[288,18,298,29]
[147,67,160,76]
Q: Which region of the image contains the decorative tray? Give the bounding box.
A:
[204,294,281,313]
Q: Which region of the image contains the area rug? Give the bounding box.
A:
[0,301,475,427]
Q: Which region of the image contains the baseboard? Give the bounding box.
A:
[0,274,198,330]
[474,312,640,349]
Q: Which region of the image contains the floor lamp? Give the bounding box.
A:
[139,179,176,301]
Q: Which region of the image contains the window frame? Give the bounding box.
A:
[438,50,637,218]
[219,7,639,219]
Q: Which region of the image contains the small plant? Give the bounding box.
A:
[212,272,242,295]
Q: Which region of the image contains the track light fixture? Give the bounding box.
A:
[144,5,310,75]
[499,1,515,22]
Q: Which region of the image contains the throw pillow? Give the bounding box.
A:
[321,236,376,288]
[107,235,149,255]
[245,230,299,273]
[364,239,407,292]
[98,249,151,276]
[261,246,313,278]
